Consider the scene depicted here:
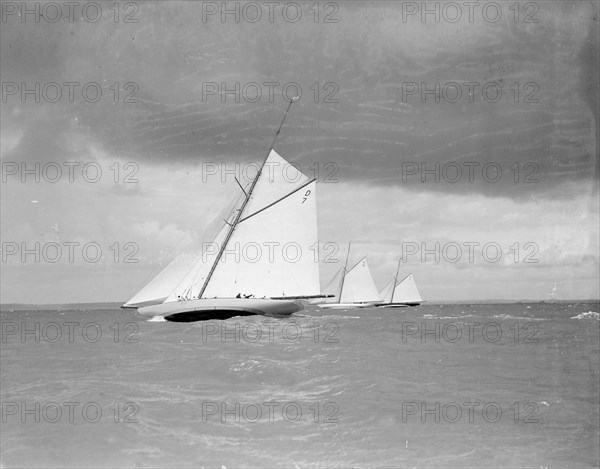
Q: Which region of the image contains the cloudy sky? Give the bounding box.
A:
[1,1,598,303]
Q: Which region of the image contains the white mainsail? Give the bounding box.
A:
[167,150,319,300]
[392,274,423,304]
[339,258,381,303]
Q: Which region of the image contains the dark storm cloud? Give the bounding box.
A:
[1,1,597,198]
[578,14,599,179]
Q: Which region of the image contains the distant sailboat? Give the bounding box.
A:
[122,99,323,321]
[318,243,381,309]
[377,260,423,307]
[545,281,559,303]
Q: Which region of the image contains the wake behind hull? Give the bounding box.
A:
[137,298,303,321]
[318,302,376,309]
[375,303,419,308]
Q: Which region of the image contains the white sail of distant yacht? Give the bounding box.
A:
[377,260,423,307]
[319,243,381,309]
[393,274,422,305]
[122,99,323,321]
[545,281,560,302]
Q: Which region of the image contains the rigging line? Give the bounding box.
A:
[346,256,367,275]
[178,208,237,299]
[393,258,402,286]
[391,257,402,303]
[175,192,244,299]
[197,98,298,299]
[232,217,246,287]
[234,177,247,196]
[179,199,240,299]
[397,273,412,285]
[337,241,351,303]
[266,97,298,156]
[238,178,316,223]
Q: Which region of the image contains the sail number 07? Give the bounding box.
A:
[301,189,311,203]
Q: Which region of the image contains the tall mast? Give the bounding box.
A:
[391,258,401,303]
[197,99,298,298]
[337,241,351,303]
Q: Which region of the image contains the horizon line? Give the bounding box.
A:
[1,298,598,309]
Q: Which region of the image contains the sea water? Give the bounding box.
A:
[1,302,598,468]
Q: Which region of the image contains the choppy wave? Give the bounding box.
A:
[491,314,548,321]
[305,314,361,320]
[570,311,599,320]
[422,313,479,320]
[422,311,550,321]
[148,316,167,322]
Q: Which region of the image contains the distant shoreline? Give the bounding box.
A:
[1,299,598,311]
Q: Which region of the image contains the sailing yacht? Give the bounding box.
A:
[377,270,423,308]
[544,281,560,303]
[318,243,381,309]
[122,100,323,321]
